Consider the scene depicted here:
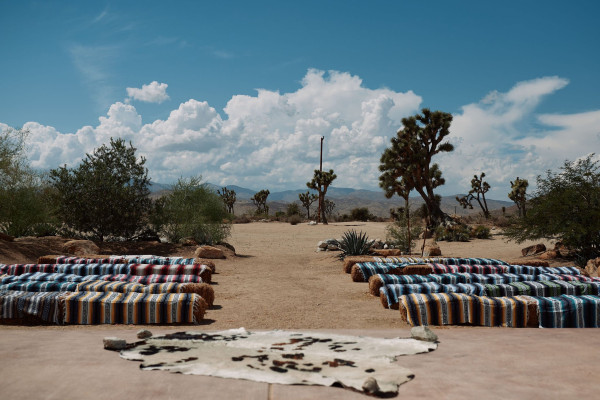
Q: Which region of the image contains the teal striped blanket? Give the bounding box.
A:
[0,281,78,292]
[374,257,508,265]
[56,255,196,265]
[381,280,600,309]
[0,290,63,323]
[529,295,600,328]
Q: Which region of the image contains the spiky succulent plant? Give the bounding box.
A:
[336,230,373,260]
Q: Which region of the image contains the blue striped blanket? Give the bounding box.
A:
[529,295,600,328]
[374,257,508,265]
[0,281,78,292]
[0,272,101,283]
[0,290,63,323]
[381,280,600,308]
[55,255,196,265]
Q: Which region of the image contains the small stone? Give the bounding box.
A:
[137,329,152,339]
[103,337,127,351]
[383,244,389,249]
[308,221,317,225]
[362,377,380,394]
[327,244,339,251]
[318,241,328,249]
[411,326,438,342]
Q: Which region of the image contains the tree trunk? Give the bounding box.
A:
[404,196,410,254]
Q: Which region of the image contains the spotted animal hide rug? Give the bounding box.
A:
[117,328,437,397]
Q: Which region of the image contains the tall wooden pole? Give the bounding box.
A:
[317,136,324,223]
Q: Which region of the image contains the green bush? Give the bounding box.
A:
[350,207,373,221]
[434,224,471,242]
[336,230,373,260]
[154,176,231,245]
[49,138,151,241]
[0,128,57,237]
[286,202,301,216]
[470,225,491,239]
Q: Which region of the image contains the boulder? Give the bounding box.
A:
[137,329,152,339]
[62,240,100,256]
[194,245,226,259]
[411,326,438,342]
[554,241,572,257]
[521,243,546,256]
[585,258,600,277]
[103,337,127,351]
[539,250,560,260]
[423,244,442,257]
[0,232,14,242]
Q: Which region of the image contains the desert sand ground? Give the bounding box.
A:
[2,222,598,400]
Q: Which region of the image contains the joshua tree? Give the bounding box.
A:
[218,187,236,214]
[379,108,454,227]
[307,169,337,224]
[509,177,528,217]
[298,191,318,219]
[324,199,336,220]
[456,172,491,218]
[251,189,270,215]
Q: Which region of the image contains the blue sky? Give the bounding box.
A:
[1,0,599,199]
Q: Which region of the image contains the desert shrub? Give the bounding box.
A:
[275,211,286,220]
[336,230,373,260]
[470,225,491,239]
[505,155,600,265]
[288,214,302,225]
[350,207,373,221]
[386,214,423,254]
[434,224,470,242]
[286,202,301,217]
[49,138,151,241]
[0,128,57,237]
[493,216,511,228]
[156,176,231,245]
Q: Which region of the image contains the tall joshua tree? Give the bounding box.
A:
[251,189,270,215]
[218,187,236,214]
[509,177,528,217]
[456,172,491,218]
[307,169,337,225]
[298,191,318,219]
[380,108,454,227]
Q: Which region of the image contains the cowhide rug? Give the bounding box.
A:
[116,328,437,397]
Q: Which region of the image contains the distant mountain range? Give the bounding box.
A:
[150,181,514,218]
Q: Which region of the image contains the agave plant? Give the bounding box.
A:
[336,230,373,260]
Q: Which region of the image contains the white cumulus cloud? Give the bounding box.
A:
[4,70,597,200]
[126,81,170,103]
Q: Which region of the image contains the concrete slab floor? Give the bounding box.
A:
[0,326,598,400]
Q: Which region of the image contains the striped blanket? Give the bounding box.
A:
[374,257,508,265]
[529,295,600,328]
[534,266,581,275]
[0,290,63,323]
[76,280,192,295]
[429,264,538,275]
[1,273,103,283]
[381,280,600,309]
[62,291,202,324]
[0,264,57,275]
[399,292,532,327]
[55,255,196,265]
[353,262,405,281]
[52,264,210,280]
[0,281,78,293]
